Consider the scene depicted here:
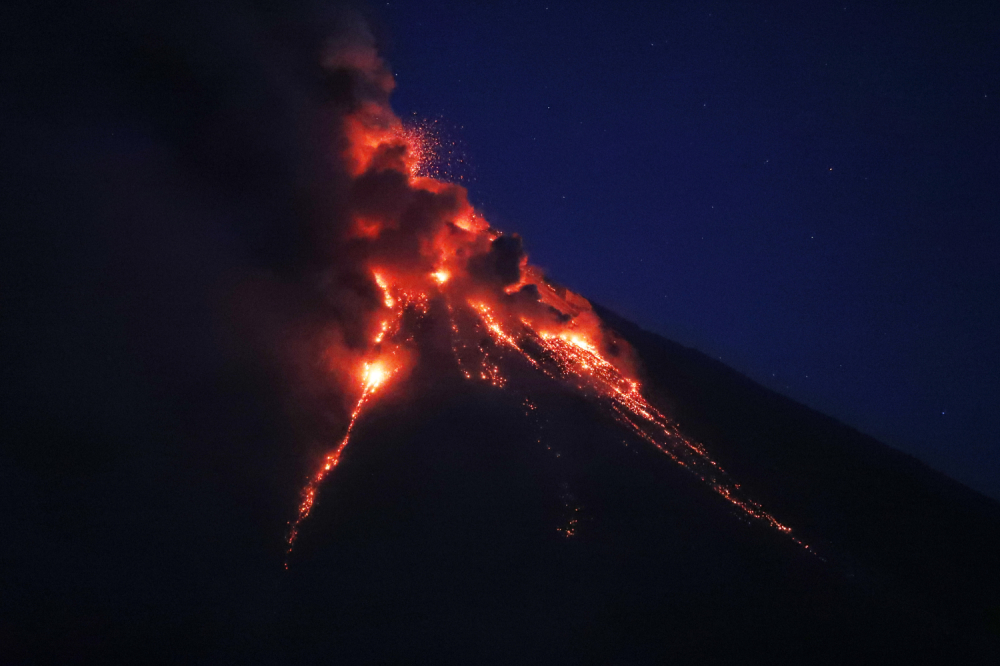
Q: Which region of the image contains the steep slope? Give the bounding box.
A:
[251,306,1000,664]
[596,304,1000,658]
[6,300,999,664]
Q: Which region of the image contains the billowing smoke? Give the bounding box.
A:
[204,6,620,447]
[2,0,612,469]
[153,7,654,555]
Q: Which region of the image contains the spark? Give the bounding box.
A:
[391,122,436,179]
[373,272,395,308]
[374,320,389,344]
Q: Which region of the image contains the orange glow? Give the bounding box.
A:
[373,272,396,308]
[286,270,415,565]
[285,377,374,566]
[452,213,482,232]
[374,320,389,344]
[284,83,814,567]
[461,297,806,549]
[364,361,389,388]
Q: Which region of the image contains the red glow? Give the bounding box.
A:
[456,303,811,547]
[363,361,389,388]
[283,85,815,565]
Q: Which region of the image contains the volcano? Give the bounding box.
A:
[4,4,1000,664]
[8,300,1000,663]
[262,298,1000,665]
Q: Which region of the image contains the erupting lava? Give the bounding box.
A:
[285,356,399,567]
[283,45,815,563]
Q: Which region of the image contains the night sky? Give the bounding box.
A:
[375,0,1000,500]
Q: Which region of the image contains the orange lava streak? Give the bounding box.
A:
[468,301,806,548]
[468,302,537,368]
[285,360,398,563]
[285,382,374,567]
[287,99,819,561]
[373,272,395,308]
[285,273,409,567]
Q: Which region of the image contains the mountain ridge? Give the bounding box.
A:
[595,302,1000,647]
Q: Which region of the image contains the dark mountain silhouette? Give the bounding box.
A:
[5,291,1000,664]
[265,306,1000,664]
[593,305,1000,660]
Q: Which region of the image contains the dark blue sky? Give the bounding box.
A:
[376,1,999,499]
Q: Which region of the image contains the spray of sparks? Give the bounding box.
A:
[284,117,817,563]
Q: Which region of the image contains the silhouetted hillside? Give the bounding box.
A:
[5,302,1000,663]
[597,303,1000,658]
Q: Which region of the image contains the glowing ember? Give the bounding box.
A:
[364,362,389,388]
[373,272,395,308]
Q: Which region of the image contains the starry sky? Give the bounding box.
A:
[375,0,1000,499]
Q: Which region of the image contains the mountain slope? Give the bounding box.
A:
[597,304,1000,657]
[256,306,1000,664]
[5,302,999,664]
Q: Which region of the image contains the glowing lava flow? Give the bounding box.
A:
[285,271,413,564]
[289,273,814,558]
[462,302,816,552]
[289,277,811,558]
[285,360,395,566]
